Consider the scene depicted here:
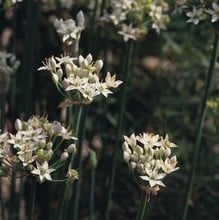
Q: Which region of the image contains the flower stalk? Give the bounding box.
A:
[21,0,40,117]
[136,191,148,220]
[181,29,219,220]
[72,106,87,220]
[104,41,134,220]
[28,178,37,220]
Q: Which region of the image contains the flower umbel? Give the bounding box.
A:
[38,54,122,105]
[122,132,179,195]
[5,116,78,183]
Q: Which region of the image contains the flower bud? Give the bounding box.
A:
[51,121,62,134]
[67,144,76,153]
[76,11,85,28]
[66,169,79,183]
[49,56,57,70]
[51,73,59,84]
[61,152,69,161]
[46,142,53,150]
[57,68,63,80]
[94,60,103,70]
[89,150,98,169]
[65,64,72,76]
[86,54,92,64]
[15,119,23,131]
[123,151,130,163]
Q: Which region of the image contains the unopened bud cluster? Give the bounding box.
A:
[122,132,179,194]
[0,116,78,183]
[38,53,122,105]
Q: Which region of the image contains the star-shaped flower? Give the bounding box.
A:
[31,161,55,183]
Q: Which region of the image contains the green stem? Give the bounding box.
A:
[104,41,134,220]
[8,171,17,220]
[68,106,73,128]
[136,191,148,220]
[21,1,40,117]
[181,30,219,220]
[28,178,37,220]
[0,95,6,130]
[72,106,87,220]
[0,178,5,220]
[0,94,6,220]
[89,168,96,220]
[57,105,86,220]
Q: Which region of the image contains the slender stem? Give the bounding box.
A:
[8,171,17,220]
[0,95,6,220]
[57,105,86,220]
[21,1,40,117]
[89,168,96,220]
[68,106,73,128]
[0,95,6,130]
[104,41,134,220]
[0,178,5,220]
[72,106,87,220]
[136,191,148,220]
[28,178,37,220]
[181,29,219,220]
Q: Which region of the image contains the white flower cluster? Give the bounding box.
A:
[148,1,169,33]
[122,132,179,194]
[0,51,20,95]
[54,11,85,46]
[176,1,219,25]
[38,54,122,105]
[0,116,77,183]
[100,0,170,41]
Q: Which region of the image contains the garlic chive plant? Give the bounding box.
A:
[174,1,219,220]
[0,116,78,183]
[38,54,122,106]
[122,132,179,219]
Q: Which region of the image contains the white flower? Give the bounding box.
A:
[186,6,204,25]
[95,82,113,97]
[108,7,127,25]
[140,169,166,187]
[160,134,178,148]
[37,56,59,72]
[55,55,77,65]
[136,133,161,148]
[161,156,179,174]
[105,72,123,88]
[149,4,163,20]
[207,2,219,23]
[17,150,36,167]
[31,161,55,183]
[54,11,85,45]
[65,76,89,91]
[118,23,139,42]
[113,0,134,10]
